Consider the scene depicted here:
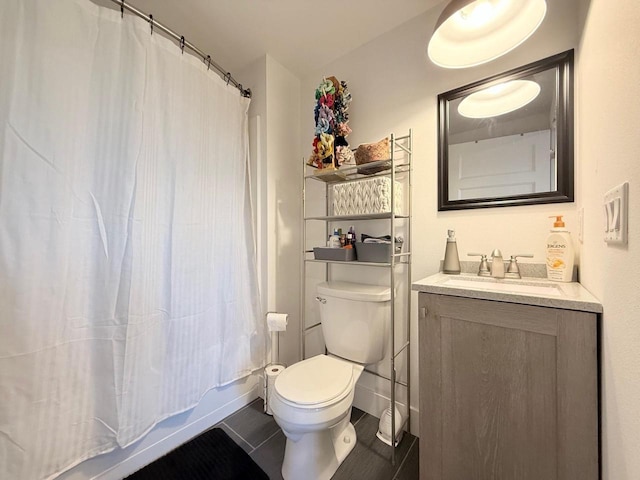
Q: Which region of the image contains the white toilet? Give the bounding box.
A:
[269,281,390,480]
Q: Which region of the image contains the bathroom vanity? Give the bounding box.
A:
[413,273,601,480]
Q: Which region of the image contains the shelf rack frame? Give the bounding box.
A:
[300,130,412,465]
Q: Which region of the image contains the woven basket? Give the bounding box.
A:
[354,137,390,175]
[332,177,403,216]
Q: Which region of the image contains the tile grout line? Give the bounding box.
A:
[352,410,367,427]
[221,421,258,451]
[248,426,283,455]
[227,397,263,421]
[391,436,417,480]
[221,398,262,429]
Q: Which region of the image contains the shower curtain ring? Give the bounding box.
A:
[180,36,185,54]
[205,55,211,70]
[226,73,231,86]
[149,14,153,35]
[121,0,125,18]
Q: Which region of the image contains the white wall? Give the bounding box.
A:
[238,56,269,318]
[577,0,640,478]
[300,0,583,434]
[265,55,303,367]
[238,55,302,368]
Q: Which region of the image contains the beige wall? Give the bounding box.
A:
[265,56,302,367]
[577,0,640,478]
[299,0,582,433]
[239,55,302,368]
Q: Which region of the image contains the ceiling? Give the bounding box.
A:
[95,0,443,78]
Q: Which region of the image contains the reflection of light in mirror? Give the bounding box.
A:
[458,79,541,118]
[428,0,547,69]
[485,83,508,94]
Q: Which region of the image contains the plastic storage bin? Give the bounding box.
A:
[355,241,403,263]
[313,247,356,261]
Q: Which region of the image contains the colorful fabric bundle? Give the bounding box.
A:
[307,76,352,169]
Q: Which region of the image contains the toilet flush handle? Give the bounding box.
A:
[315,296,326,304]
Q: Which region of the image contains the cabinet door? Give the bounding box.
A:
[418,294,597,480]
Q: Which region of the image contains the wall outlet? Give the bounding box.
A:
[604,182,629,245]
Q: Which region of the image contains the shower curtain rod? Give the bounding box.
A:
[110,0,251,98]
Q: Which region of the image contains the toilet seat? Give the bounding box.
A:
[274,355,354,409]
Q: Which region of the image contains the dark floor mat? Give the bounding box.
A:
[126,427,269,480]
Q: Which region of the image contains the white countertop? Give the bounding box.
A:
[412,272,602,313]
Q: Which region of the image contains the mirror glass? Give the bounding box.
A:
[438,50,574,210]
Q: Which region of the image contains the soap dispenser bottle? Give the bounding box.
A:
[443,229,461,274]
[546,215,575,282]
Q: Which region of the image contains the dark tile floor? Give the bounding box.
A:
[215,398,419,480]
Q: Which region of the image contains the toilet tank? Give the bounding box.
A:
[316,281,391,364]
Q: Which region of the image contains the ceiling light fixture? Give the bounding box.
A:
[457,79,541,118]
[427,0,547,69]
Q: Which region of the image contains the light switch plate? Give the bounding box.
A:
[604,182,629,245]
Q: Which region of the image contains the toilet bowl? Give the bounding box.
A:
[270,281,391,480]
[270,354,364,480]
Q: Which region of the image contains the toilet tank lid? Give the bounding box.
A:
[317,281,391,302]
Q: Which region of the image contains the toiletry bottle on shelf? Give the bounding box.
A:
[348,226,356,246]
[443,229,461,274]
[329,228,341,248]
[546,215,575,282]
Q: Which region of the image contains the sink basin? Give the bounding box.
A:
[442,277,563,297]
[413,273,603,313]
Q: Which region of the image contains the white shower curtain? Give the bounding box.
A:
[0,1,265,478]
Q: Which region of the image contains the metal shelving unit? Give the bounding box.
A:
[300,130,412,465]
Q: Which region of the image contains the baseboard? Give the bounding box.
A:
[57,374,262,480]
[353,382,420,437]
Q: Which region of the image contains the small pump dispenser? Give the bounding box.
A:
[546,215,575,282]
[443,229,461,274]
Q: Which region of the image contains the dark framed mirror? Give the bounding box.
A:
[438,50,574,211]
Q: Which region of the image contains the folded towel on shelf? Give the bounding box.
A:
[361,234,404,244]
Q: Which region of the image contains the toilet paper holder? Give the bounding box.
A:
[266,312,288,365]
[266,311,288,332]
[264,312,288,415]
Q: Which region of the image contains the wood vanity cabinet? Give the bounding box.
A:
[418,293,598,480]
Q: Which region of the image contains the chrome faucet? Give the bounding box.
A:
[504,254,534,279]
[470,250,534,278]
[490,249,505,278]
[467,253,491,276]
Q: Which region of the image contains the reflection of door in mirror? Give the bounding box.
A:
[447,68,556,201]
[449,131,553,200]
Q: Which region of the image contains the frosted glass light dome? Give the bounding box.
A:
[428,0,547,69]
[457,79,541,118]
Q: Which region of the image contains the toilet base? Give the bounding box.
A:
[281,415,357,480]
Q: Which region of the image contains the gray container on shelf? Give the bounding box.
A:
[313,247,356,261]
[355,240,403,263]
[443,229,461,274]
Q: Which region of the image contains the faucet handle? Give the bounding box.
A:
[467,253,491,277]
[505,254,534,278]
[511,254,534,260]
